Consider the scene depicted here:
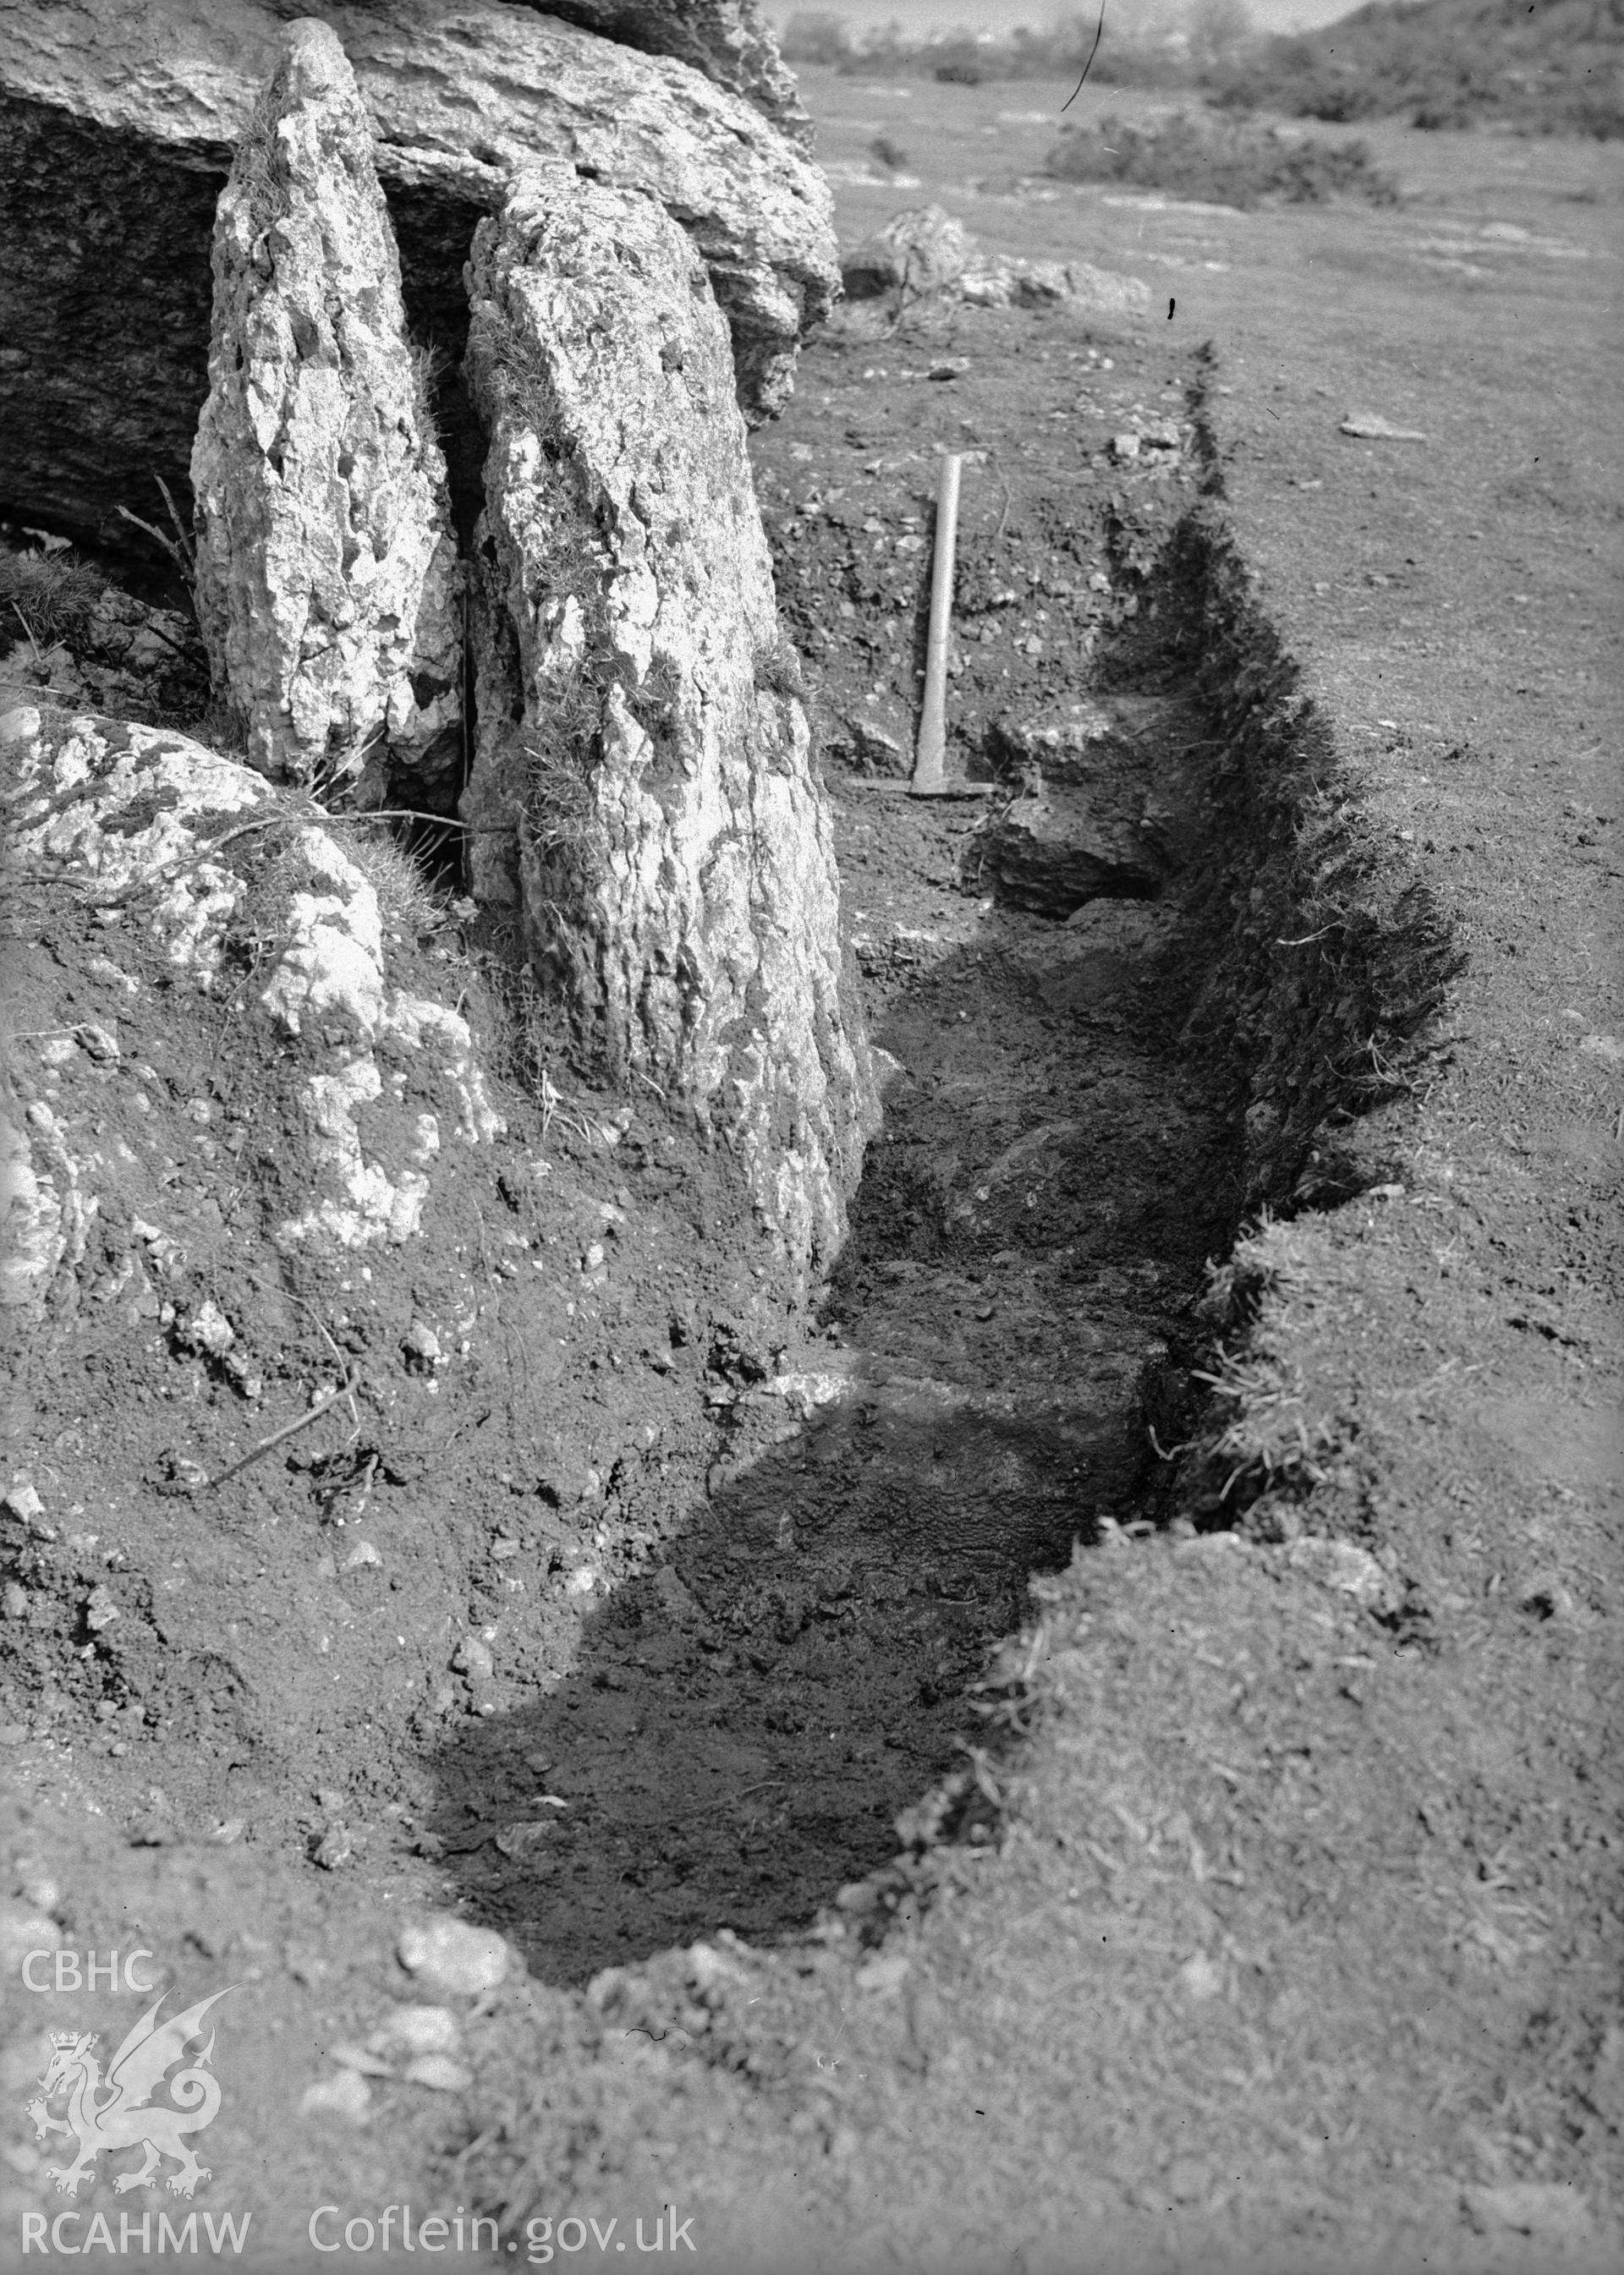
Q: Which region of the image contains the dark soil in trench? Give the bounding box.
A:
[433,749,1240,1983]
[6,307,1248,2034]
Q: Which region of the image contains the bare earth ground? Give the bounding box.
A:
[2,69,1621,2275]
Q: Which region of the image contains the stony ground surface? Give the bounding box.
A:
[2,72,1621,2275]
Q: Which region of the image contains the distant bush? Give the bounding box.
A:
[1089,36,1202,90]
[1205,0,1624,140]
[1045,110,1401,206]
[933,50,987,85]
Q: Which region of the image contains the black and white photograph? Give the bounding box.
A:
[1,0,1619,2265]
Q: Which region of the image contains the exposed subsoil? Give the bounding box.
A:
[3,209,1620,2273]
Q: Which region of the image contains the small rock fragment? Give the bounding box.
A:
[1178,1951,1225,2003]
[401,2053,473,2093]
[15,1865,60,1912]
[312,1825,355,1871]
[1285,1536,1395,1613]
[397,1914,512,1998]
[687,1942,750,1991]
[299,2069,372,2124]
[451,1634,495,1681]
[369,2004,462,2058]
[178,1300,235,1357]
[83,1586,120,1633]
[844,717,908,776]
[329,2042,396,2078]
[1339,414,1427,443]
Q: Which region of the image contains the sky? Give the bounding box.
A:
[763,0,1364,37]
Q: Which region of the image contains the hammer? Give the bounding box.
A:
[910,452,963,798]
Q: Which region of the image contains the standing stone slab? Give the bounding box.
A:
[190,20,461,801]
[463,168,873,1285]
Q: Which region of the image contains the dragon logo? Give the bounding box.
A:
[23,1987,232,2200]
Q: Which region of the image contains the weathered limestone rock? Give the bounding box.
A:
[521,0,811,145]
[0,703,502,1289]
[960,255,1152,320]
[191,21,461,800]
[0,0,836,555]
[841,206,1150,320]
[462,168,873,1285]
[841,206,973,302]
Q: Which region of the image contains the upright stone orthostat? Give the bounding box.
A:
[463,168,873,1285]
[190,19,461,800]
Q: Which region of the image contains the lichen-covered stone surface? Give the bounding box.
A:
[0,0,837,555]
[462,169,872,1286]
[0,703,500,1292]
[190,20,462,802]
[519,0,811,145]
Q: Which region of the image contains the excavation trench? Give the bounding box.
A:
[425,557,1246,1983]
[418,402,1458,1979]
[3,326,1457,2015]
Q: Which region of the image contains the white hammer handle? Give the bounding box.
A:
[912,452,963,793]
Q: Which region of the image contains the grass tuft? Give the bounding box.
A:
[0,548,108,650]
